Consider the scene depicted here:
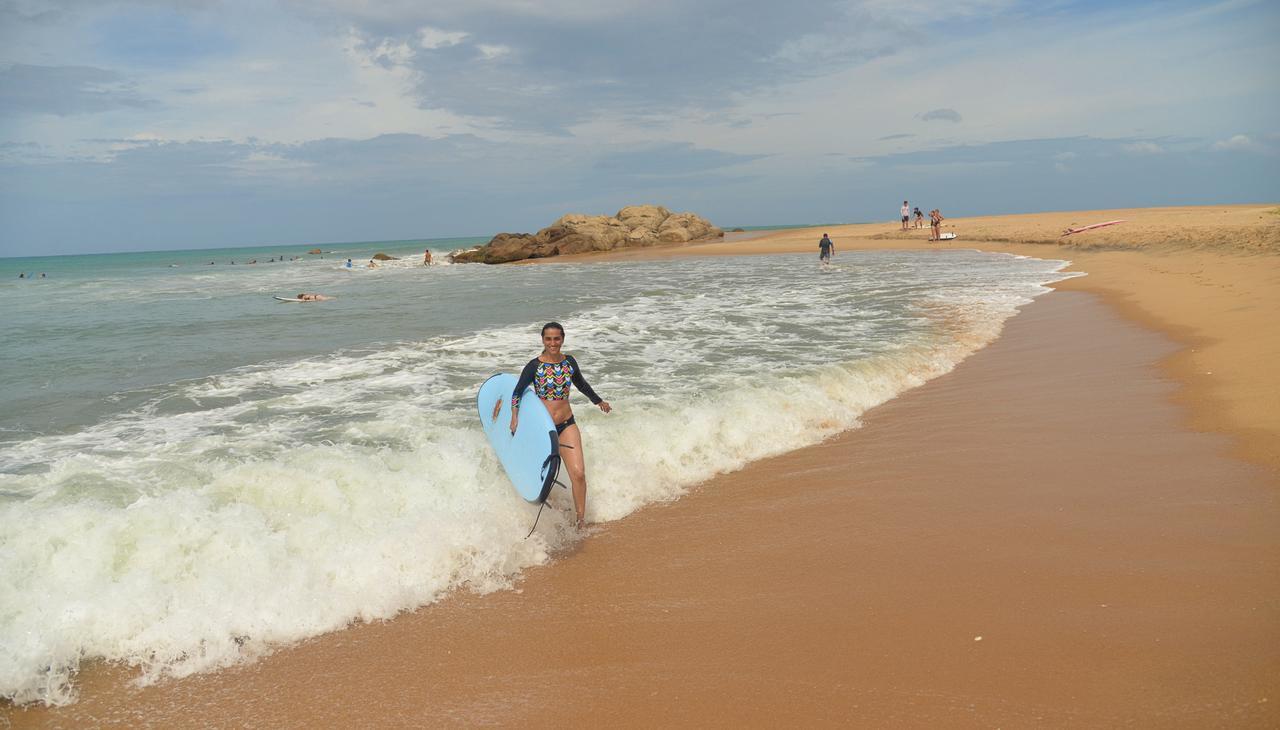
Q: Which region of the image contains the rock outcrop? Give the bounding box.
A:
[451,205,722,264]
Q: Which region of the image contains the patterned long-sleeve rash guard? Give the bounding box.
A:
[511,355,602,411]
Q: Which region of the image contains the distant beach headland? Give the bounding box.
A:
[449,204,722,263]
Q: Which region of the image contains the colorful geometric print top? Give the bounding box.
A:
[511,354,602,410]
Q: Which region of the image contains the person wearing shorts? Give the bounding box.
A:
[818,233,835,263]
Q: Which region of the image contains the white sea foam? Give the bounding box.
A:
[0,251,1077,705]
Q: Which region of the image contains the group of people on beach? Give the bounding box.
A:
[901,200,947,241]
[817,199,950,264]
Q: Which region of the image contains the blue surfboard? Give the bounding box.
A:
[477,373,561,503]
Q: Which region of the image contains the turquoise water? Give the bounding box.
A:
[1,237,485,442]
[0,237,485,278]
[0,242,1076,706]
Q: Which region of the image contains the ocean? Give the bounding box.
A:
[0,237,1076,705]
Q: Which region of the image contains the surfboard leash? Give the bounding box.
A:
[524,479,572,539]
[525,501,548,539]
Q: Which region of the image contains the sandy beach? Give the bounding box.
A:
[8,204,1280,728]
[560,204,1280,472]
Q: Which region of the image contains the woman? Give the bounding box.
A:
[930,209,944,241]
[509,322,611,529]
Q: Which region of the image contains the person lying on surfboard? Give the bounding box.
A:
[296,292,332,301]
[509,322,611,530]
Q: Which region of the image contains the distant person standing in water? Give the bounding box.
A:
[818,233,835,265]
[345,258,353,269]
[901,200,911,230]
[423,249,433,266]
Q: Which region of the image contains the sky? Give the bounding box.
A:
[1,0,1277,256]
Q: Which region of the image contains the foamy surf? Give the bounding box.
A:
[0,250,1077,705]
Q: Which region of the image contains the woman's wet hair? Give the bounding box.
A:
[541,322,565,338]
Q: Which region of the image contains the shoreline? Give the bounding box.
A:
[542,204,1280,473]
[8,204,1278,726]
[13,290,1277,727]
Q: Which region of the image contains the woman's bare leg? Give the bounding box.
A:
[558,423,587,528]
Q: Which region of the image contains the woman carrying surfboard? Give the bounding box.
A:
[509,322,611,529]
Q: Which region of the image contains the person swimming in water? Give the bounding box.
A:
[296,293,332,301]
[509,322,611,530]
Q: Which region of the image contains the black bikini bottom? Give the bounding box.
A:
[555,415,576,434]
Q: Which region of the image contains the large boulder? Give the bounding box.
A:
[476,233,541,264]
[658,212,718,243]
[451,205,722,263]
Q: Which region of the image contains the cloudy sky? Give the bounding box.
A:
[1,0,1276,255]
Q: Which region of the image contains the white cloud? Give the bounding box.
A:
[1212,134,1257,151]
[418,26,468,50]
[370,39,415,65]
[222,150,319,180]
[476,44,510,60]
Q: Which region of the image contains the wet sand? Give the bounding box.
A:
[12,291,1278,728]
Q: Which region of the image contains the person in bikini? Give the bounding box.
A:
[509,322,611,529]
[930,209,944,241]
